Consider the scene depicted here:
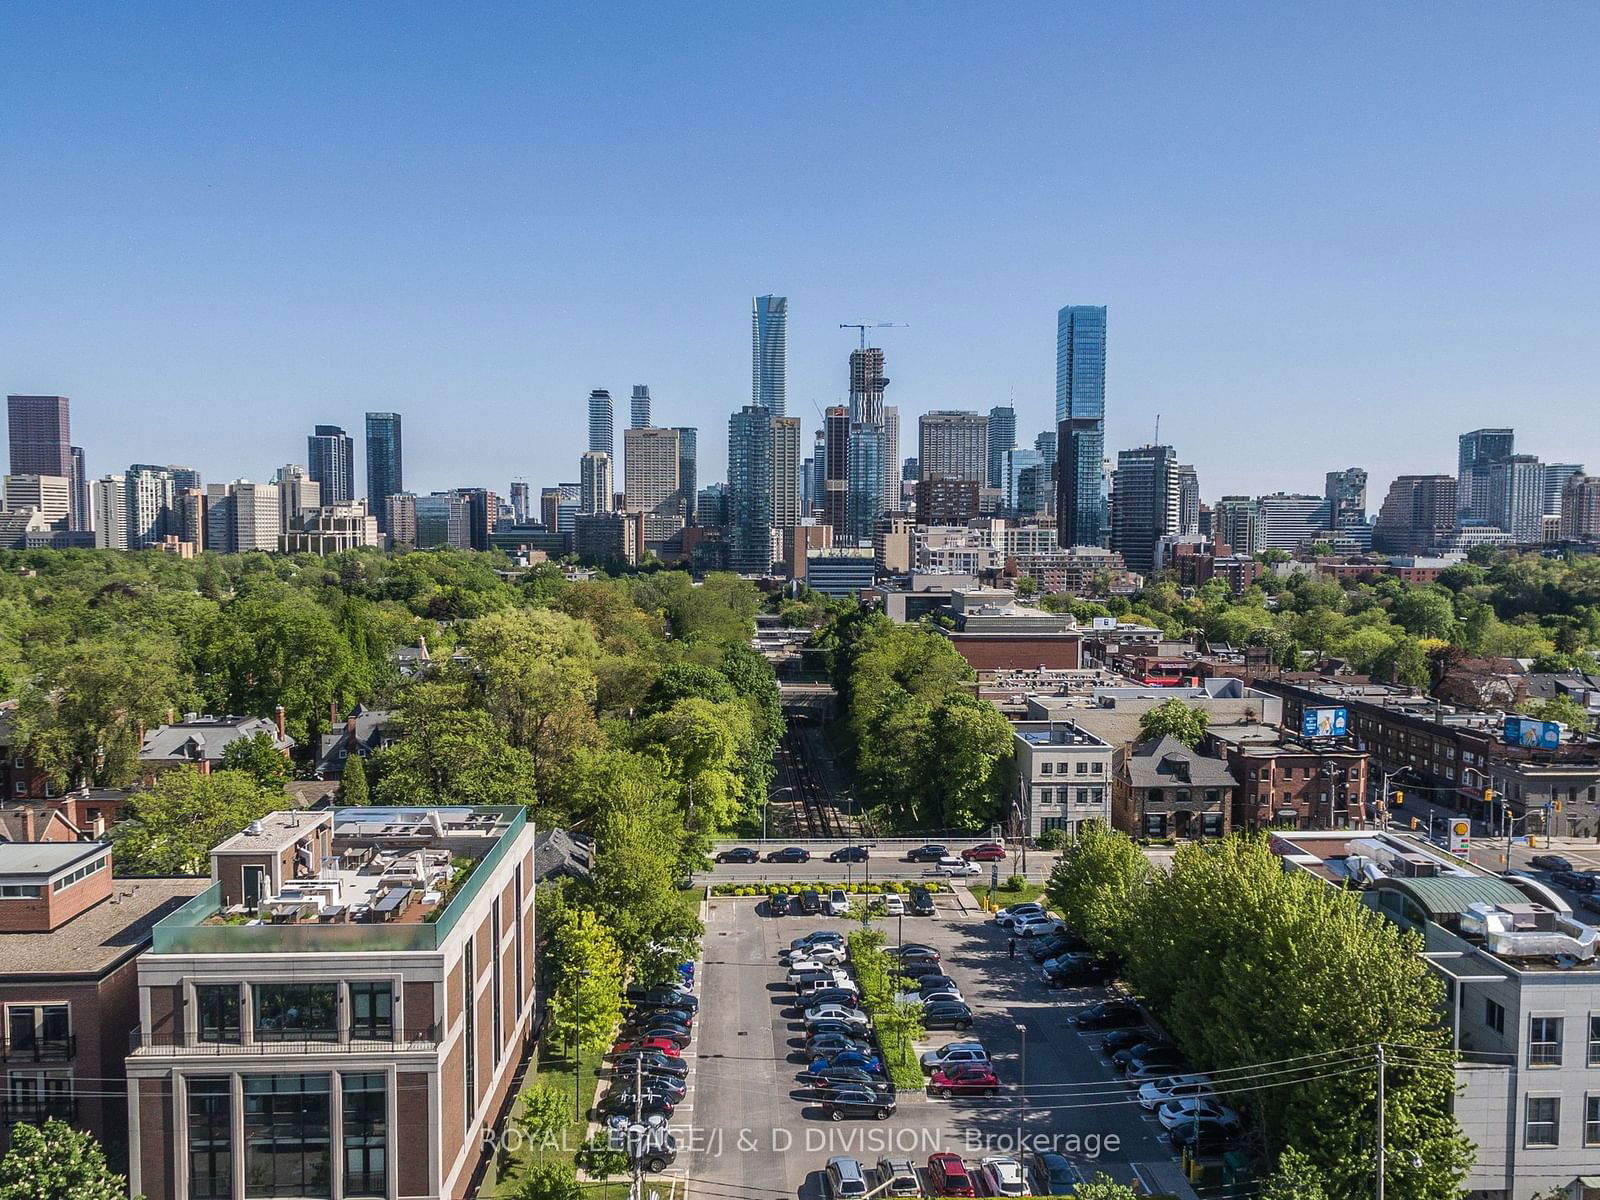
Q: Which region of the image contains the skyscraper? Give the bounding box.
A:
[918,411,988,483]
[364,412,403,531]
[848,348,887,427]
[91,475,127,550]
[588,390,615,458]
[673,428,698,526]
[68,446,88,532]
[728,405,774,573]
[579,452,614,516]
[630,385,652,430]
[1254,494,1327,552]
[1109,445,1178,577]
[1176,465,1200,536]
[273,464,321,532]
[811,430,828,519]
[1055,306,1107,548]
[1484,455,1546,542]
[1559,475,1600,542]
[1213,496,1259,554]
[7,395,72,479]
[881,406,901,513]
[1373,476,1459,554]
[125,464,177,548]
[1543,463,1585,517]
[824,406,850,540]
[623,428,681,518]
[987,406,1017,490]
[771,417,802,530]
[752,296,788,419]
[1458,427,1514,520]
[1034,431,1058,471]
[307,425,355,504]
[846,423,885,543]
[1002,448,1042,513]
[1324,467,1368,529]
[509,480,530,524]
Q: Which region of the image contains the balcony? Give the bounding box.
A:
[0,1036,76,1063]
[128,1023,441,1057]
[1,1096,78,1125]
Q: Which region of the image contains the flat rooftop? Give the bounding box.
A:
[3,877,211,976]
[0,840,105,879]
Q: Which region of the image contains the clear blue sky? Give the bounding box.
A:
[3,3,1597,502]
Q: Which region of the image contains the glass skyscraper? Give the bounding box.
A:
[673,427,698,525]
[752,295,788,419]
[588,390,615,458]
[987,405,1016,490]
[307,424,355,504]
[364,412,403,532]
[846,423,885,543]
[1055,305,1107,547]
[727,405,774,573]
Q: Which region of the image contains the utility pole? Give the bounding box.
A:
[1375,1042,1386,1200]
[630,1055,644,1200]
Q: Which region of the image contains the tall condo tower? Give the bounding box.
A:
[752,296,788,419]
[364,412,403,532]
[1055,305,1107,547]
[630,386,652,430]
[848,348,887,427]
[307,425,355,504]
[987,406,1017,490]
[588,390,615,458]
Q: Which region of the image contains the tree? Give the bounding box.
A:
[1260,1148,1327,1200]
[587,796,703,978]
[515,1080,570,1162]
[1392,588,1458,640]
[1043,821,1150,950]
[1523,693,1594,735]
[112,768,286,875]
[0,1119,131,1200]
[220,730,291,788]
[929,693,1014,830]
[1013,575,1039,597]
[1068,1176,1139,1200]
[369,683,537,809]
[516,1160,581,1200]
[1136,698,1209,748]
[546,908,624,1060]
[339,754,371,805]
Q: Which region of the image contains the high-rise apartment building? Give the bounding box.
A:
[1458,427,1515,520]
[987,406,1017,490]
[307,425,355,504]
[125,465,177,549]
[623,427,682,519]
[201,480,281,553]
[1373,475,1459,554]
[386,493,418,547]
[1055,306,1107,547]
[69,446,88,531]
[1543,463,1585,517]
[578,451,614,515]
[457,487,497,551]
[364,412,403,532]
[1324,467,1368,528]
[846,424,885,543]
[1176,466,1200,536]
[1110,445,1179,577]
[1254,493,1328,552]
[630,385,652,429]
[728,405,774,573]
[273,465,321,533]
[918,411,988,484]
[848,348,887,427]
[587,390,615,458]
[1212,496,1258,555]
[752,295,788,419]
[824,406,850,540]
[1559,475,1600,542]
[1484,455,1546,542]
[2,474,72,526]
[811,431,828,518]
[509,480,530,524]
[673,428,698,526]
[1002,448,1042,513]
[92,475,128,549]
[1034,431,1058,471]
[771,417,802,530]
[7,394,72,478]
[881,406,901,514]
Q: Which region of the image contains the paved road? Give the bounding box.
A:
[701,845,1061,886]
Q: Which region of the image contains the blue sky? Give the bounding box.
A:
[3,3,1597,502]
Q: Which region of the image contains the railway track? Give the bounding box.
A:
[771,702,871,840]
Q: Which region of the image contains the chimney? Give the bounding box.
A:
[274,705,286,739]
[21,806,36,842]
[330,700,339,726]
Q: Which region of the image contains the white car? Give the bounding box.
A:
[880,894,906,916]
[788,932,845,954]
[1157,1097,1240,1132]
[919,1041,990,1072]
[795,972,856,997]
[1137,1074,1214,1111]
[978,1157,1030,1198]
[825,890,851,916]
[935,856,982,876]
[993,903,1046,927]
[1011,914,1062,938]
[787,957,828,979]
[804,1003,870,1026]
[804,942,848,964]
[897,986,964,1007]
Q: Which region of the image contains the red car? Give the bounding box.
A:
[961,843,1006,862]
[927,1153,976,1197]
[928,1063,1000,1098]
[610,1037,682,1058]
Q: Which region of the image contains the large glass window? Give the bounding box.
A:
[1526,1096,1559,1147]
[1588,1096,1600,1147]
[244,1074,331,1198]
[5,1005,70,1059]
[188,1077,233,1200]
[197,986,242,1045]
[254,986,336,1043]
[342,1073,387,1198]
[348,984,392,1042]
[1531,1017,1564,1067]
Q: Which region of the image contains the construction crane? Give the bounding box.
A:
[839,321,908,350]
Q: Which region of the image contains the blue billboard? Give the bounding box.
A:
[1301,707,1349,738]
[1504,717,1562,750]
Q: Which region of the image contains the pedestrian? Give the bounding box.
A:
[1008,936,1016,959]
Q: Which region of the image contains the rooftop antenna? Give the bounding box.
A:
[1154,413,1161,445]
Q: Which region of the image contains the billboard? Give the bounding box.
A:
[1301,706,1349,739]
[1091,616,1118,630]
[1504,717,1562,750]
[1447,818,1471,855]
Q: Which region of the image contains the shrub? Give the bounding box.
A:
[1035,828,1067,851]
[1002,875,1026,892]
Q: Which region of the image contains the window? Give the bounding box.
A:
[1144,813,1167,838]
[197,986,241,1045]
[1526,1096,1559,1147]
[244,1074,331,1197]
[1201,813,1224,838]
[463,941,476,1120]
[491,902,504,1065]
[254,985,337,1043]
[348,984,392,1042]
[1075,761,1088,775]
[1039,817,1068,834]
[1037,787,1052,804]
[0,884,40,899]
[5,1005,70,1060]
[1039,762,1053,776]
[49,856,106,892]
[1484,999,1505,1036]
[1589,1096,1600,1147]
[514,863,526,1013]
[188,1077,233,1200]
[1531,1016,1564,1067]
[12,782,23,796]
[4,1070,72,1124]
[1075,788,1090,805]
[1092,762,1104,774]
[342,1073,387,1198]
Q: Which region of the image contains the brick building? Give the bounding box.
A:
[1207,726,1371,831]
[1113,735,1237,840]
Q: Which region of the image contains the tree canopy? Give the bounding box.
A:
[112,768,289,875]
[0,1121,131,1200]
[1136,698,1210,748]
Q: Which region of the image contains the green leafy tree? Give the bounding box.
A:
[0,1120,132,1200]
[587,795,703,978]
[1067,1175,1138,1200]
[1013,575,1039,597]
[339,754,371,805]
[634,697,753,833]
[1392,587,1458,640]
[547,907,624,1059]
[369,683,537,809]
[929,693,1014,830]
[516,1160,580,1200]
[219,730,290,788]
[515,1080,569,1162]
[1522,693,1594,735]
[1043,821,1151,949]
[112,768,286,875]
[1260,1147,1327,1200]
[1135,698,1210,748]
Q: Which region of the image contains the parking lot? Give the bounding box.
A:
[670,886,1187,1197]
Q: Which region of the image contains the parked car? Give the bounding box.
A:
[1112,1040,1176,1072]
[977,1157,1029,1198]
[808,1018,872,1041]
[632,1126,677,1173]
[804,1004,871,1030]
[880,894,906,916]
[1532,854,1574,872]
[887,942,942,962]
[935,856,982,876]
[803,987,865,1011]
[596,1090,675,1119]
[928,1063,999,1098]
[1167,1115,1242,1156]
[1024,1152,1083,1197]
[1012,914,1062,939]
[627,1003,695,1025]
[1158,1097,1241,1132]
[905,844,949,863]
[962,842,1007,861]
[876,1158,921,1197]
[625,987,697,1011]
[922,1000,975,1031]
[808,1049,885,1076]
[610,1036,681,1058]
[1073,999,1142,1029]
[1040,953,1112,987]
[909,887,937,915]
[920,1041,990,1072]
[794,970,855,997]
[768,891,793,916]
[612,1050,689,1079]
[825,1156,871,1199]
[1027,935,1073,962]
[820,1085,896,1121]
[1099,1029,1148,1057]
[620,1023,691,1048]
[625,1073,686,1101]
[805,1032,875,1058]
[1581,893,1600,916]
[926,1153,977,1198]
[767,846,812,863]
[1125,1053,1192,1083]
[828,846,869,863]
[805,1066,893,1094]
[789,930,846,954]
[799,888,822,914]
[825,889,851,916]
[715,847,760,863]
[994,903,1046,927]
[1137,1073,1214,1111]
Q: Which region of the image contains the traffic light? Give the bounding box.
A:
[1392,789,1405,807]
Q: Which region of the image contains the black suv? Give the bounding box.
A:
[769,892,793,916]
[819,1085,896,1121]
[909,887,936,916]
[799,889,821,914]
[625,987,697,1011]
[904,844,949,863]
[1072,999,1142,1030]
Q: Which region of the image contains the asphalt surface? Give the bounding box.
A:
[673,890,1179,1198]
[701,846,1062,886]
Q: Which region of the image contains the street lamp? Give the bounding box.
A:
[1460,767,1492,829]
[1014,1021,1028,1156]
